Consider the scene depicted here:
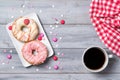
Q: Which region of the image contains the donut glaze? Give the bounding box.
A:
[22,41,48,65]
[12,17,39,42]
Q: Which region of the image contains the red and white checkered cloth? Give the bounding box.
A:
[90,0,120,56]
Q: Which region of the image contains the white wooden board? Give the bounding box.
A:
[6,13,54,67]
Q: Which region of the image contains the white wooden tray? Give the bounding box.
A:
[6,13,54,67]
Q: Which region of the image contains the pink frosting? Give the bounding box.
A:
[22,41,48,65]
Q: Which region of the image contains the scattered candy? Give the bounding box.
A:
[55,44,59,47]
[49,31,53,34]
[24,19,30,25]
[56,25,58,28]
[3,49,7,53]
[52,56,58,61]
[7,54,12,59]
[38,35,42,40]
[11,66,15,69]
[57,52,60,55]
[39,10,42,13]
[39,33,44,37]
[45,66,48,69]
[21,4,25,8]
[8,26,12,30]
[50,25,52,27]
[61,53,64,56]
[52,27,55,30]
[52,5,55,8]
[36,69,39,72]
[2,63,5,65]
[57,62,60,65]
[61,14,64,17]
[59,37,62,40]
[11,16,14,19]
[60,20,65,24]
[48,66,51,70]
[9,50,12,53]
[20,10,23,13]
[54,65,59,70]
[52,37,58,42]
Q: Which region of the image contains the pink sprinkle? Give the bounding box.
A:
[7,54,12,59]
[61,53,64,56]
[52,37,58,42]
[39,33,44,37]
[54,65,59,70]
[57,62,60,65]
[45,66,48,69]
[3,49,7,53]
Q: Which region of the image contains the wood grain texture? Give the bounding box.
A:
[0,0,118,79]
[0,48,118,74]
[0,74,119,80]
[1,24,105,48]
[0,0,91,24]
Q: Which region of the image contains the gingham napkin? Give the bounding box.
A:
[90,0,120,56]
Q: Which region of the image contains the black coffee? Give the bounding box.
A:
[83,47,106,70]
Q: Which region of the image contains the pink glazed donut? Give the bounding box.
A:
[22,40,48,65]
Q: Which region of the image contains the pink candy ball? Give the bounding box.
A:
[7,54,12,59]
[54,65,59,70]
[52,38,58,42]
[40,33,44,37]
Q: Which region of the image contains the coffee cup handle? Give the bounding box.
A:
[108,54,113,58]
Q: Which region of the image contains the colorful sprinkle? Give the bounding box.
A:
[36,69,39,72]
[20,10,23,13]
[8,26,12,30]
[55,44,59,47]
[39,10,42,13]
[54,65,59,70]
[60,20,65,24]
[11,66,15,69]
[39,33,44,37]
[9,50,12,53]
[3,49,7,53]
[2,63,5,65]
[11,16,14,18]
[24,19,30,25]
[61,53,64,56]
[50,25,52,27]
[57,52,60,55]
[52,5,55,8]
[48,66,51,70]
[61,14,64,17]
[52,56,58,61]
[52,37,58,42]
[7,54,12,59]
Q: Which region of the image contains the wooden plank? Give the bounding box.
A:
[0,0,91,24]
[0,74,119,80]
[0,48,118,73]
[0,24,106,48]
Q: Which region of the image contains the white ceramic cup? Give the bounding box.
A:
[82,46,112,72]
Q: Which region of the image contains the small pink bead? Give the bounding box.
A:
[7,54,12,59]
[54,65,59,70]
[52,37,58,42]
[40,33,44,37]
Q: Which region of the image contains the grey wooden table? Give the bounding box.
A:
[0,0,120,79]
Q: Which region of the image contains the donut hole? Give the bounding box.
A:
[32,50,38,56]
[22,26,29,32]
